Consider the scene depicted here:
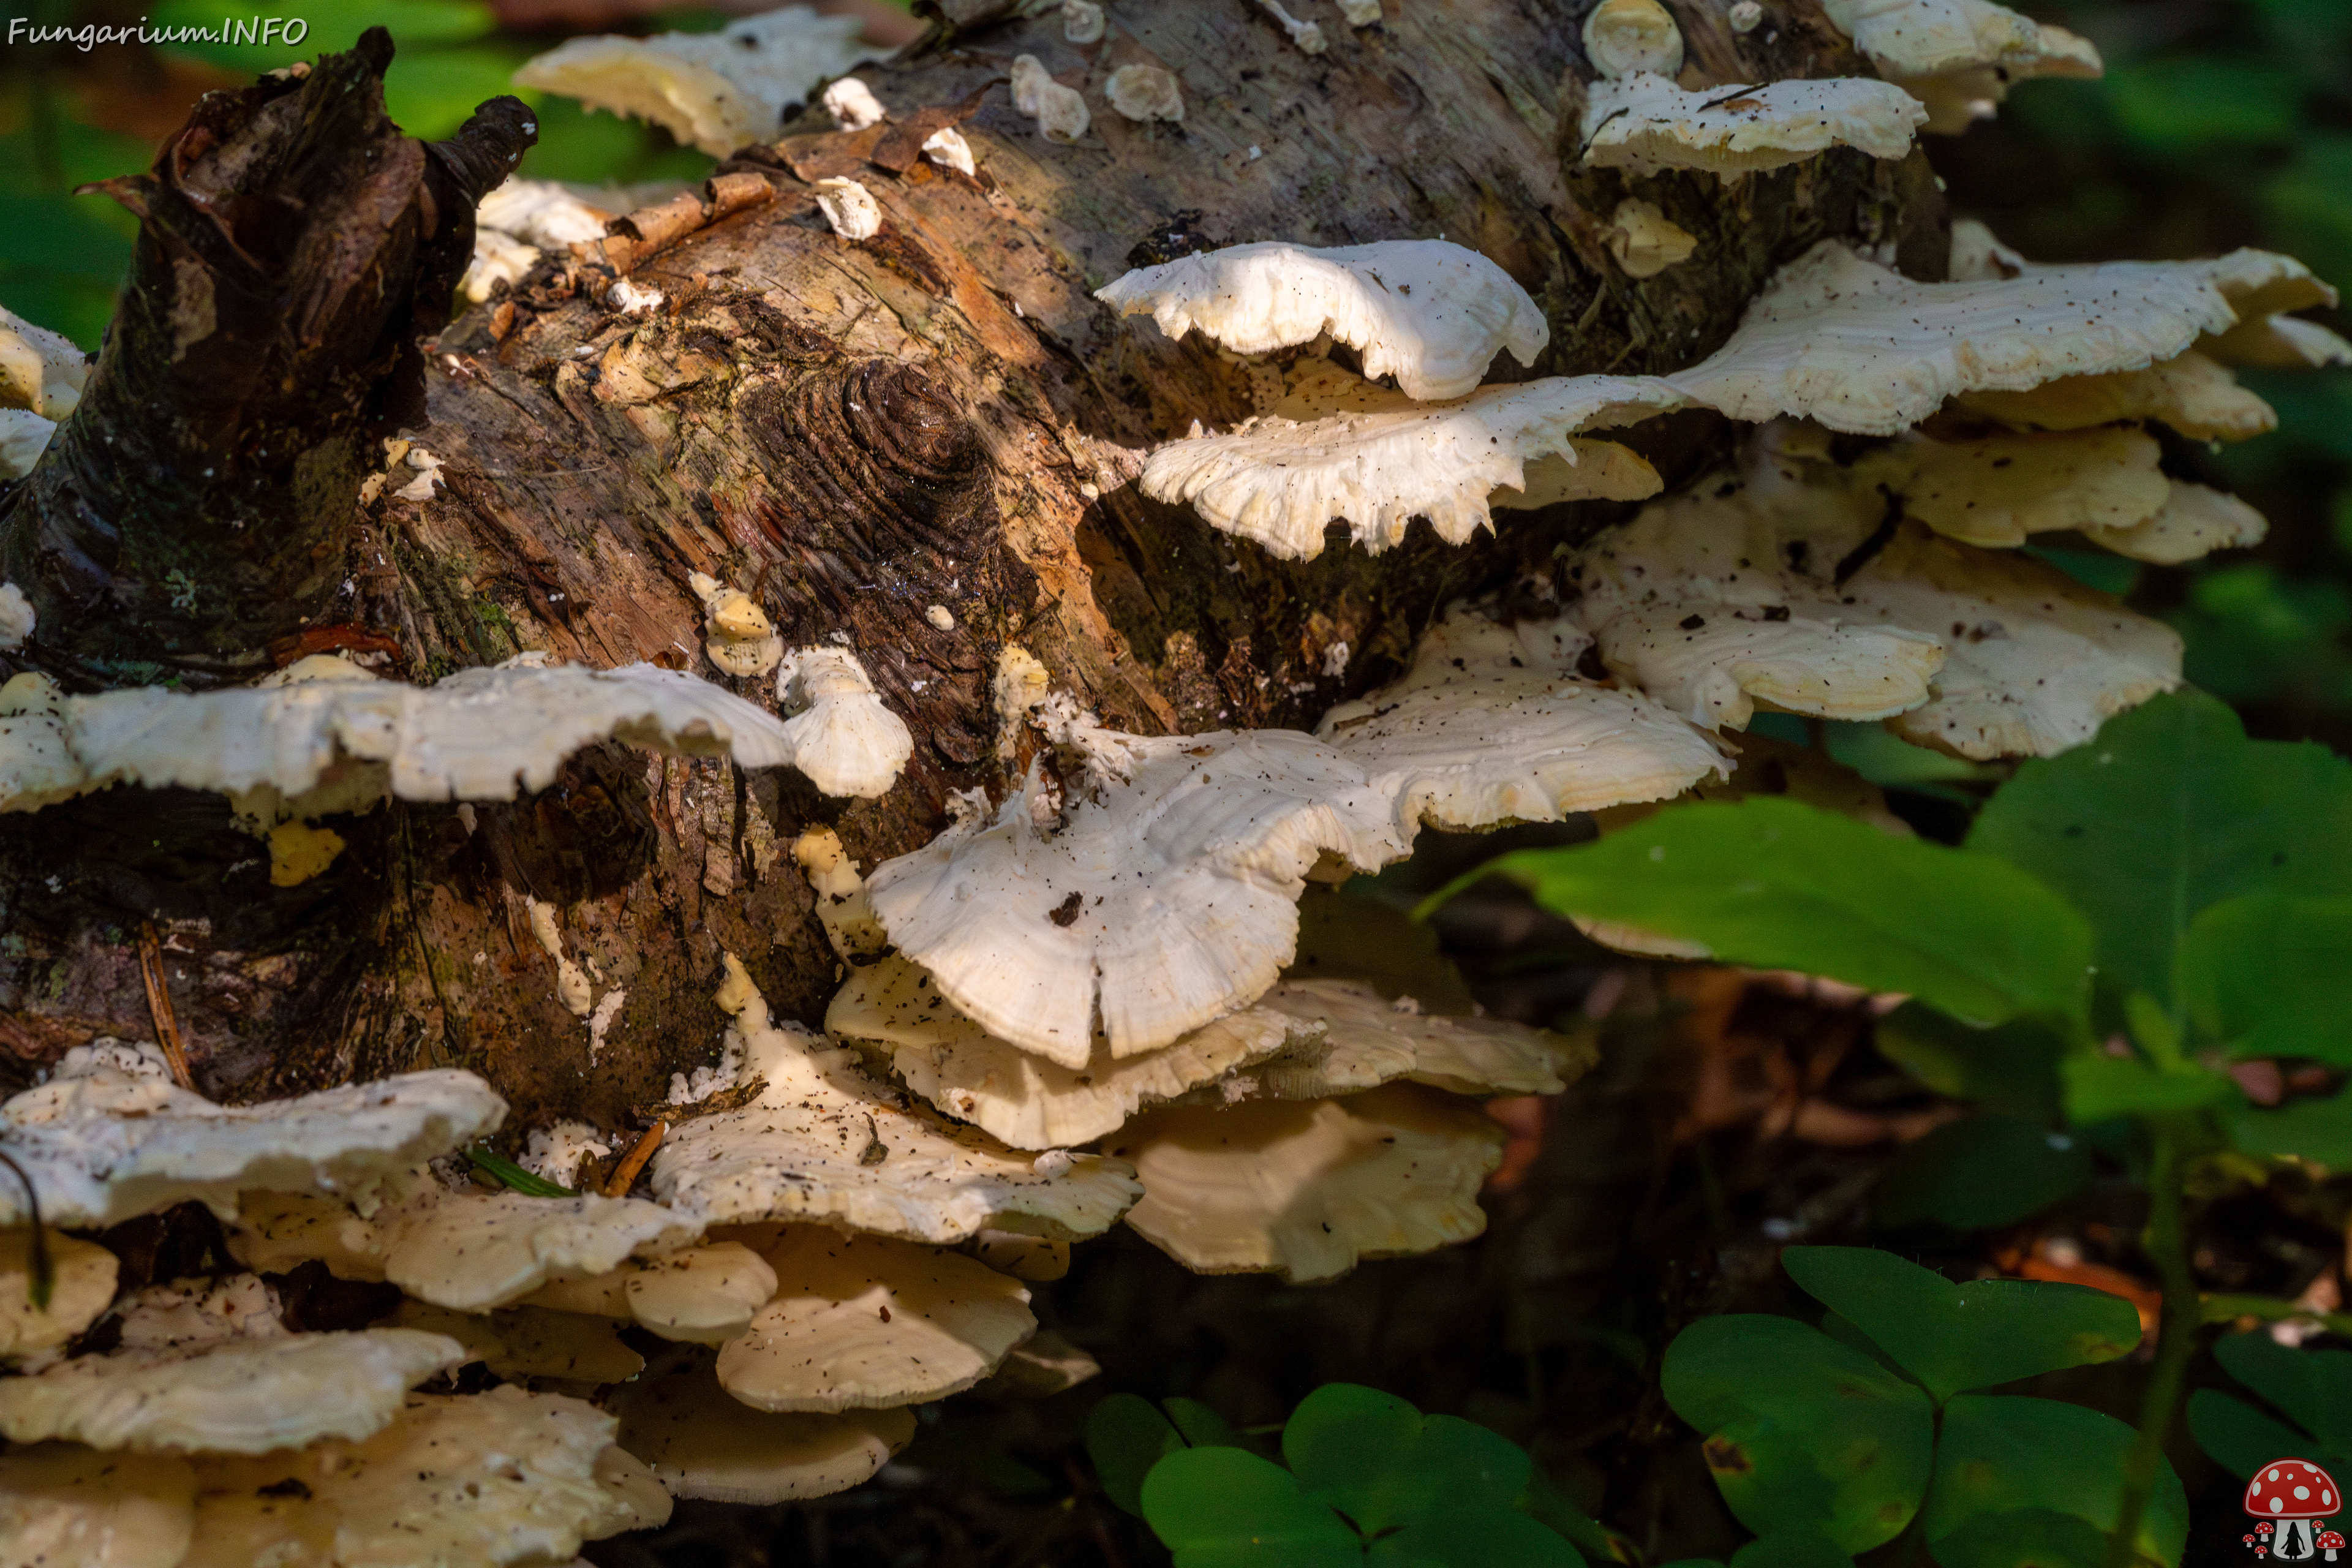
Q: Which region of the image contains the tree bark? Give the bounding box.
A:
[0,0,1943,1136]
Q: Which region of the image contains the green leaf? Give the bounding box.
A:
[2227,1090,2352,1167]
[1924,1396,2188,1568]
[1780,1248,2140,1404]
[1967,690,2352,1010]
[1661,1314,1932,1552]
[2179,895,2352,1063]
[1086,1393,1186,1517]
[1284,1384,1528,1536]
[2098,59,2304,151]
[1366,1511,1583,1568]
[1929,1507,2108,1568]
[1140,1446,1363,1568]
[1728,1534,1856,1568]
[383,43,543,141]
[2214,1333,2352,1453]
[1869,1115,2090,1231]
[2186,1388,2336,1481]
[464,1145,573,1197]
[2060,1054,2235,1125]
[1872,1005,2064,1122]
[1433,797,2092,1027]
[1164,1396,1248,1451]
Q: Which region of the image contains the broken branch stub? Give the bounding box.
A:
[1,31,535,687]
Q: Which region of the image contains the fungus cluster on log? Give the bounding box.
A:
[0,0,2342,1551]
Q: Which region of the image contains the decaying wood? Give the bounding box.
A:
[0,0,1942,1134]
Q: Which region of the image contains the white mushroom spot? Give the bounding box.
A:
[1338,0,1382,22]
[921,125,976,175]
[776,647,912,797]
[527,896,597,1019]
[812,177,883,241]
[520,1120,614,1188]
[793,826,889,961]
[1321,639,1350,677]
[477,177,617,247]
[1062,0,1106,43]
[391,445,445,502]
[820,75,885,130]
[1096,238,1548,402]
[1584,0,1684,78]
[925,603,956,630]
[1256,0,1325,53]
[515,9,875,157]
[461,227,540,303]
[1605,198,1698,279]
[606,277,663,314]
[2277,1499,2287,1514]
[1106,62,1185,123]
[1728,0,1764,30]
[0,582,31,652]
[1579,72,1926,181]
[1011,55,1091,142]
[687,571,785,679]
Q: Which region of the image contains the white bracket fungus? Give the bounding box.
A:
[1604,198,1698,279]
[612,1350,914,1504]
[865,729,1408,1064]
[1953,350,2276,443]
[827,953,1314,1148]
[921,126,977,176]
[1105,1083,1505,1283]
[377,1188,704,1313]
[1316,605,1729,835]
[1821,0,2101,134]
[820,75,886,130]
[622,1242,780,1343]
[1583,0,1684,79]
[385,1300,647,1383]
[687,570,785,678]
[2079,481,2267,566]
[793,826,891,960]
[776,646,913,797]
[714,1227,1036,1411]
[1223,979,1594,1099]
[0,1230,118,1360]
[1138,374,1685,561]
[649,956,1144,1240]
[1011,55,1091,143]
[1096,239,1549,403]
[478,178,619,249]
[1106,63,1185,123]
[1667,240,2281,435]
[0,303,87,422]
[0,673,81,815]
[1062,0,1106,43]
[0,408,56,481]
[515,6,875,158]
[605,277,665,315]
[0,1047,504,1229]
[2,658,804,818]
[0,1328,466,1453]
[1577,73,1928,181]
[461,228,541,304]
[813,176,884,241]
[185,1387,636,1566]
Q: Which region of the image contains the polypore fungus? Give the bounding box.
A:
[1011,55,1091,143]
[0,1229,117,1359]
[921,125,976,175]
[1097,239,1548,402]
[1106,63,1185,122]
[385,1300,647,1383]
[827,954,1314,1147]
[714,1227,1036,1411]
[1578,72,1927,181]
[2079,480,2267,565]
[1821,0,2102,134]
[612,1349,916,1503]
[1063,0,1106,42]
[0,1446,195,1568]
[813,176,884,241]
[1605,198,1698,279]
[1316,604,1728,834]
[376,1187,703,1312]
[1106,1083,1506,1283]
[865,729,1406,1063]
[820,75,886,130]
[776,647,913,797]
[1138,374,1686,560]
[1583,0,1684,78]
[1226,979,1594,1099]
[650,956,1144,1240]
[687,571,785,677]
[515,6,873,157]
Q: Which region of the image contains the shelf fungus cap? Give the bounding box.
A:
[0,1329,466,1453]
[0,1055,504,1229]
[1953,349,2277,443]
[477,178,617,248]
[920,125,976,175]
[612,1349,915,1503]
[181,1387,626,1567]
[0,303,87,421]
[1821,0,2100,132]
[0,1445,195,1568]
[1229,979,1596,1099]
[1096,239,1548,403]
[813,176,884,241]
[1106,1083,1506,1284]
[687,571,785,679]
[0,672,85,813]
[378,1188,704,1313]
[1583,0,1683,78]
[820,75,885,130]
[1011,55,1090,142]
[1316,604,1728,834]
[1578,73,1926,181]
[777,647,913,797]
[2080,480,2267,565]
[651,956,1144,1240]
[1670,239,2265,435]
[1139,374,1686,561]
[383,1301,647,1384]
[1604,198,1698,279]
[867,729,1409,1065]
[514,7,872,158]
[0,1229,117,1359]
[623,1241,779,1343]
[1106,63,1184,123]
[827,954,1313,1148]
[714,1227,1036,1411]
[1865,424,2172,549]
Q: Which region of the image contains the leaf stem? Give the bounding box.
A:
[2199,1294,2352,1338]
[2105,1119,2199,1568]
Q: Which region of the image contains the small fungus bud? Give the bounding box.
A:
[1583,0,1684,79]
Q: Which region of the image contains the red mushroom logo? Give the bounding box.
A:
[2320,1529,2345,1561]
[2245,1460,2343,1561]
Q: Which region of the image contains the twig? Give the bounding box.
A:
[605,1121,666,1197]
[1574,107,1629,163]
[0,1151,53,1310]
[2105,1119,2199,1568]
[2200,1294,2352,1339]
[135,921,197,1090]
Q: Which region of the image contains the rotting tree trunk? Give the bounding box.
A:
[0,0,1944,1137]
